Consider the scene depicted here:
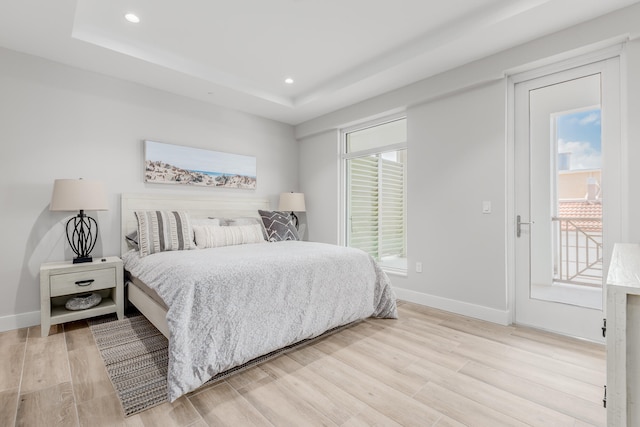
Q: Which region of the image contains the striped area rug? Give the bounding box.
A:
[89,315,169,416]
[89,314,356,416]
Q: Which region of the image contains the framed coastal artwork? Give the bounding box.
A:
[144,140,257,189]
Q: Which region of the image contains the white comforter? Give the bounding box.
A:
[122,241,398,401]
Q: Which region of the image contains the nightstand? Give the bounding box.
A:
[40,256,124,337]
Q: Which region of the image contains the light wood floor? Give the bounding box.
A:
[0,301,606,426]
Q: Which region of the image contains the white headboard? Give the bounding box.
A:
[121,193,270,255]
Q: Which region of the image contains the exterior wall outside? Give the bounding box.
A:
[559,170,602,200]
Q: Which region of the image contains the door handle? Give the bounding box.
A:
[517,215,534,238]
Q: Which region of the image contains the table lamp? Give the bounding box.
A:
[278,192,306,230]
[50,178,108,263]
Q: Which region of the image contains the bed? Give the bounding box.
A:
[120,193,398,401]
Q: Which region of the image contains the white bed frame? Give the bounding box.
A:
[121,193,270,337]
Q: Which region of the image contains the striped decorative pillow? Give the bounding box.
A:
[193,224,265,249]
[134,211,194,257]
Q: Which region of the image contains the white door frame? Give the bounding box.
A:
[506,44,627,334]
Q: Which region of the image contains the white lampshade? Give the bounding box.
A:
[279,192,306,212]
[50,179,108,212]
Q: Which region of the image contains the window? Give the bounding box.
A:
[553,107,602,287]
[343,118,407,272]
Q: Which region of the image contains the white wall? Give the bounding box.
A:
[406,81,507,312]
[627,40,640,243]
[297,3,640,324]
[298,130,340,244]
[0,47,297,330]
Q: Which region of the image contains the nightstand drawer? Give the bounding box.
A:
[49,267,116,297]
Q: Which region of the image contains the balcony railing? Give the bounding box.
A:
[552,216,603,286]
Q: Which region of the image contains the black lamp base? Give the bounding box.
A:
[66,210,99,264]
[289,212,299,230]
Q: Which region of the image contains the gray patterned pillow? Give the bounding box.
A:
[258,210,299,242]
[135,210,194,257]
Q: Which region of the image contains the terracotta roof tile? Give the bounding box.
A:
[557,201,602,232]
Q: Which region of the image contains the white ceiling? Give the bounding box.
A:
[1,0,638,125]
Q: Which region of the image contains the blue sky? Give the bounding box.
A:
[556,108,601,170]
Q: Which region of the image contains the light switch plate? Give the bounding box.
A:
[482,201,491,214]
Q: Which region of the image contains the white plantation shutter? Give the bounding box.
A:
[348,154,405,260]
[349,157,379,257]
[380,158,405,258]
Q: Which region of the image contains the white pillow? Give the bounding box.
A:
[193,223,265,249]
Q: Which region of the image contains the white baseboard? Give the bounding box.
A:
[393,287,511,326]
[0,310,40,333]
[0,290,511,333]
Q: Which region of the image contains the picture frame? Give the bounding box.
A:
[144,140,257,189]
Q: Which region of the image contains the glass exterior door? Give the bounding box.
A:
[514,57,620,342]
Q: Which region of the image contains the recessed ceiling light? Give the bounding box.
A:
[284,78,294,85]
[124,13,140,23]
